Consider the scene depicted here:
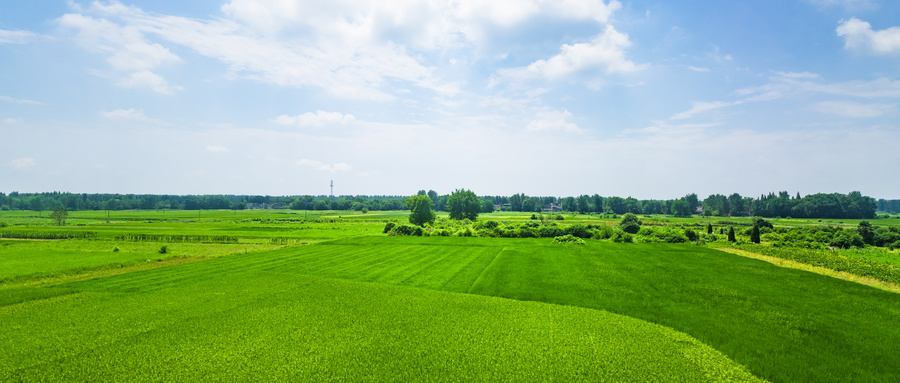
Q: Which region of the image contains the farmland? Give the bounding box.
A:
[2,209,900,381]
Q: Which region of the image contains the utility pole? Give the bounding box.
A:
[330,180,334,200]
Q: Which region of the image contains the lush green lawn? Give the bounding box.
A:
[1,264,759,382]
[203,236,898,383]
[3,210,900,381]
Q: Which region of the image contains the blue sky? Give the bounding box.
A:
[1,0,898,199]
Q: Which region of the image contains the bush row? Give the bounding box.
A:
[0,231,98,239]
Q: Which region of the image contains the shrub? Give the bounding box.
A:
[684,228,698,242]
[0,221,7,228]
[593,226,614,240]
[619,213,642,234]
[361,207,369,214]
[389,224,424,236]
[565,224,592,239]
[552,234,586,245]
[113,247,120,252]
[554,214,565,221]
[158,245,168,254]
[383,222,396,234]
[482,220,499,230]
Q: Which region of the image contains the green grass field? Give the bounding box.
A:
[2,209,900,381]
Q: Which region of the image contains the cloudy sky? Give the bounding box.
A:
[1,0,899,199]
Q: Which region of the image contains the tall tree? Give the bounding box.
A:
[50,205,69,226]
[407,195,435,226]
[447,189,480,220]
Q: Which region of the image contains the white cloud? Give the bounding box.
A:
[274,111,356,128]
[687,66,709,72]
[297,159,352,172]
[837,18,900,55]
[2,118,20,124]
[12,157,36,169]
[57,12,182,94]
[100,108,150,120]
[526,108,582,133]
[0,95,43,105]
[0,29,36,44]
[773,71,819,79]
[206,146,230,153]
[671,101,742,120]
[499,25,646,83]
[221,0,622,49]
[812,101,894,118]
[115,71,182,94]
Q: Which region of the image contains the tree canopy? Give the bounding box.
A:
[447,189,480,221]
[406,195,435,227]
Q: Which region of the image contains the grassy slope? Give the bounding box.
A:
[1,265,759,382]
[212,236,898,383]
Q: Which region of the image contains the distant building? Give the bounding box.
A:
[542,203,562,212]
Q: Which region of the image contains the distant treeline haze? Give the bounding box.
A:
[0,190,895,219]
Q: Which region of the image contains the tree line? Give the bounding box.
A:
[0,190,890,219]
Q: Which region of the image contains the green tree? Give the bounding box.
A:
[670,200,692,218]
[619,213,642,234]
[728,227,736,242]
[707,223,713,235]
[50,205,69,226]
[481,199,495,213]
[858,221,875,245]
[750,225,761,244]
[447,189,480,220]
[406,195,435,226]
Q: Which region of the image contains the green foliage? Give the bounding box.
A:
[158,245,168,254]
[830,230,865,249]
[112,247,120,252]
[685,228,699,242]
[49,205,69,226]
[618,213,642,234]
[361,207,369,214]
[670,200,692,218]
[750,225,761,244]
[728,227,736,242]
[552,234,586,245]
[857,221,875,245]
[383,222,396,234]
[406,195,436,227]
[734,243,900,284]
[388,224,424,236]
[447,189,480,221]
[0,221,7,228]
[707,223,713,234]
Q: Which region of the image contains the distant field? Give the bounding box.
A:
[2,209,899,381]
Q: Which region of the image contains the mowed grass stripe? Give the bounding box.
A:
[1,272,762,382]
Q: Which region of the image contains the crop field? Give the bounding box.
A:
[2,209,899,382]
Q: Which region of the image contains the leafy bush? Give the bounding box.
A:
[383,222,396,234]
[0,221,7,228]
[389,224,424,236]
[113,247,120,252]
[482,220,500,230]
[619,213,642,234]
[564,224,592,238]
[552,234,586,245]
[830,230,865,249]
[158,245,168,254]
[593,226,614,240]
[684,228,698,242]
